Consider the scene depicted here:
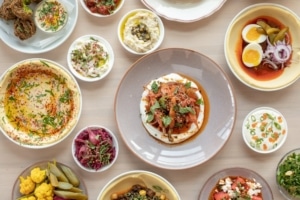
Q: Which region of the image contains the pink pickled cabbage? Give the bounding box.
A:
[74,127,116,170]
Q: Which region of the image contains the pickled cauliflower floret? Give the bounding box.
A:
[34,182,53,200]
[20,196,37,200]
[30,167,47,183]
[19,176,36,195]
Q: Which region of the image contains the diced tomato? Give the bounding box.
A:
[89,6,98,13]
[252,196,262,200]
[97,5,110,15]
[85,0,96,7]
[232,176,246,190]
[213,192,230,200]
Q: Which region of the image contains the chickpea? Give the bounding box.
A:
[139,189,147,196]
[110,193,118,199]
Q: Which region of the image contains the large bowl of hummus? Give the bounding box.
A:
[0,58,82,149]
[117,8,165,55]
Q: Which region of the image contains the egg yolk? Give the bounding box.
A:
[242,49,261,66]
[246,27,262,42]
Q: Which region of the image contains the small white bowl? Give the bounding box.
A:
[34,0,68,33]
[117,8,165,55]
[242,107,287,154]
[72,125,119,173]
[80,0,124,17]
[67,35,114,82]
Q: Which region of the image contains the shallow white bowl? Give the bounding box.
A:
[67,34,114,82]
[72,125,119,173]
[117,8,165,55]
[224,3,300,91]
[242,107,287,154]
[34,0,68,33]
[97,170,181,200]
[0,58,82,149]
[79,0,124,17]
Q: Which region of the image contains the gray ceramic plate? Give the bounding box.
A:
[198,167,273,199]
[115,48,236,170]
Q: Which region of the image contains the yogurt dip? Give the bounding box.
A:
[121,10,161,53]
[242,107,287,153]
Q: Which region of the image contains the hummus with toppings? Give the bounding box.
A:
[121,10,160,53]
[0,59,81,148]
[34,0,68,33]
[140,73,205,144]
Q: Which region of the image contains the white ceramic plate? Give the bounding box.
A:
[198,167,273,199]
[115,48,236,170]
[0,0,78,54]
[141,0,227,23]
[12,161,88,200]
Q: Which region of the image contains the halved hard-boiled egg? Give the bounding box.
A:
[242,24,267,43]
[242,43,263,67]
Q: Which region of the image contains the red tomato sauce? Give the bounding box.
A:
[236,16,292,81]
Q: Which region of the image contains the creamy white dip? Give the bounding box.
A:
[122,11,160,53]
[243,107,287,153]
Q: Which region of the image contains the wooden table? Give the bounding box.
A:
[1,0,300,199]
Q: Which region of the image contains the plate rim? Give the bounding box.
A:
[141,0,227,23]
[0,0,79,54]
[114,47,237,170]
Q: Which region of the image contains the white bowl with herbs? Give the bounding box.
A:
[242,107,288,154]
[67,35,114,82]
[34,0,68,33]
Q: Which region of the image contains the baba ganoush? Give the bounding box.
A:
[121,10,160,53]
[243,107,287,152]
[140,73,205,144]
[0,59,81,147]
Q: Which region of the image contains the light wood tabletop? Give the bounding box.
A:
[1,0,300,199]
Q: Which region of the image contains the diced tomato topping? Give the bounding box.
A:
[214,192,230,200]
[252,196,263,200]
[232,176,246,190]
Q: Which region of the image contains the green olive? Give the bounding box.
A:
[273,27,289,44]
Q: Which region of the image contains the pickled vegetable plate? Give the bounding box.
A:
[12,161,88,200]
